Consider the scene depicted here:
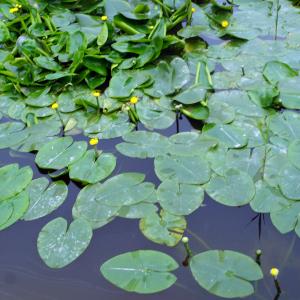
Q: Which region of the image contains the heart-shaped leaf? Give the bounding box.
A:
[37,217,93,268]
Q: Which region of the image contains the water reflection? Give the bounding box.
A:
[0,117,299,300]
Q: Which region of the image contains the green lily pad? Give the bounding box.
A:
[263,61,298,85]
[250,180,290,213]
[37,217,93,268]
[0,191,29,231]
[155,155,210,184]
[288,139,300,170]
[35,137,87,170]
[190,250,263,298]
[72,183,118,229]
[116,131,171,158]
[0,164,33,202]
[206,169,255,206]
[23,178,68,221]
[139,210,186,247]
[94,173,155,206]
[279,163,300,200]
[100,250,178,294]
[69,150,116,184]
[203,124,248,148]
[271,201,300,236]
[157,179,204,216]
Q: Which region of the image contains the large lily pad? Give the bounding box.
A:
[0,164,33,202]
[69,150,116,184]
[139,210,186,247]
[100,250,178,294]
[157,180,204,216]
[37,217,93,268]
[23,178,68,221]
[116,131,171,158]
[154,155,210,184]
[190,250,263,298]
[0,191,29,231]
[35,137,87,170]
[206,169,255,206]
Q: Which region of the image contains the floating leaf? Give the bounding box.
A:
[158,180,204,216]
[278,163,300,200]
[0,191,29,231]
[72,183,118,229]
[206,169,255,206]
[190,250,263,298]
[155,155,210,184]
[0,164,32,202]
[100,250,178,294]
[263,61,298,85]
[37,217,93,268]
[23,178,68,221]
[94,173,155,206]
[139,210,186,246]
[35,137,87,170]
[69,150,116,184]
[116,131,171,158]
[250,180,289,213]
[203,124,248,148]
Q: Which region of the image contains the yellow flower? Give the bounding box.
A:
[15,4,22,8]
[149,25,154,29]
[182,237,189,244]
[191,7,196,13]
[221,20,229,28]
[92,90,101,97]
[130,96,138,104]
[51,102,59,110]
[101,15,108,21]
[270,268,279,278]
[9,7,19,13]
[89,138,99,146]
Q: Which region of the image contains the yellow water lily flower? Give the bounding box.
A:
[130,96,138,104]
[191,7,196,13]
[92,90,101,97]
[9,7,19,13]
[51,102,59,110]
[101,15,108,21]
[270,268,279,278]
[182,237,189,244]
[89,138,99,146]
[16,4,22,8]
[221,20,229,28]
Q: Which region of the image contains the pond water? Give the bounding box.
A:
[1,116,299,300]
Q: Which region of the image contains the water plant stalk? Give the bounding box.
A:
[274,0,281,40]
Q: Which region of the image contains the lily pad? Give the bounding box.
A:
[100,250,178,294]
[0,164,33,202]
[35,137,87,170]
[206,169,255,206]
[190,250,263,298]
[157,180,204,216]
[23,178,68,221]
[116,131,171,158]
[139,210,187,247]
[37,217,93,268]
[0,191,29,231]
[69,150,116,184]
[154,155,210,184]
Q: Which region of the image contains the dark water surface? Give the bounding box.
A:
[0,117,299,300]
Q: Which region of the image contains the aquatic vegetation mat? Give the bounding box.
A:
[0,0,300,298]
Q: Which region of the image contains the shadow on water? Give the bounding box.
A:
[0,116,299,300]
